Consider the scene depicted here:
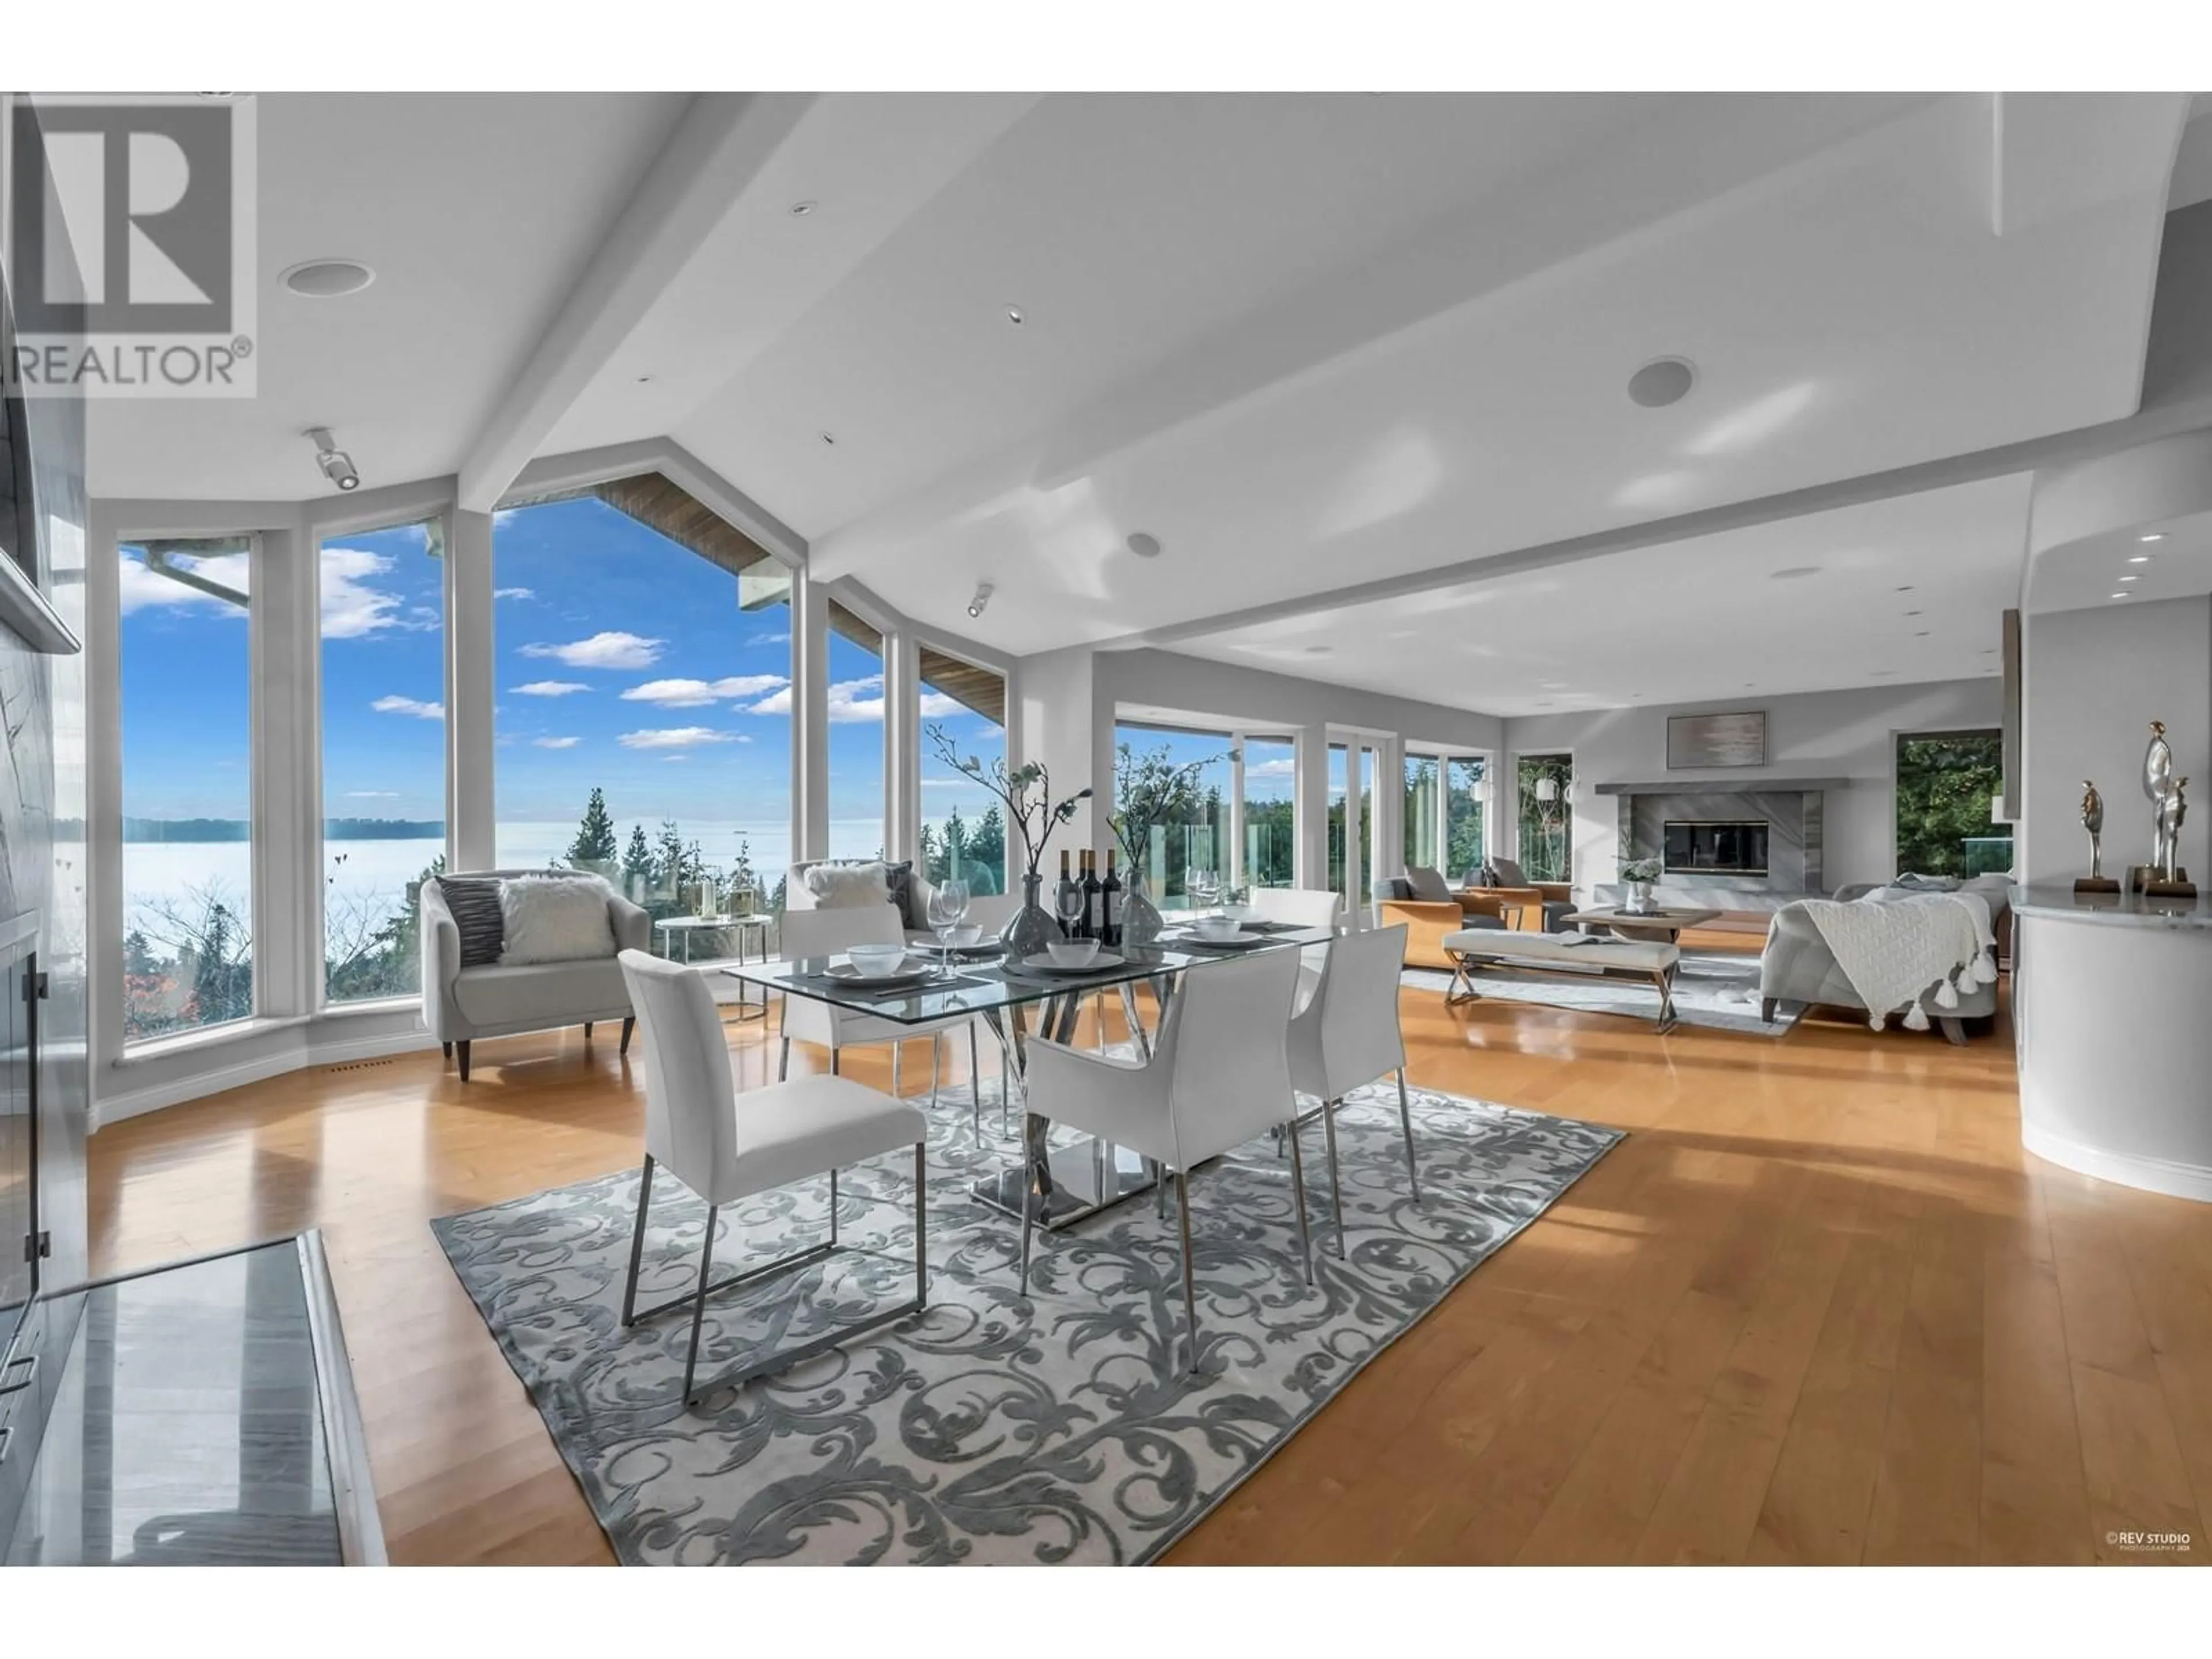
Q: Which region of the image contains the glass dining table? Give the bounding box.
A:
[716,922,1332,1232]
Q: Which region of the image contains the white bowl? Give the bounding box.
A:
[1047,938,1101,968]
[846,944,908,979]
[944,924,984,949]
[1190,915,1241,941]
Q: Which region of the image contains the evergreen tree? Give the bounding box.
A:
[123,929,157,978]
[971,804,1006,892]
[567,786,619,869]
[653,819,692,895]
[622,824,654,890]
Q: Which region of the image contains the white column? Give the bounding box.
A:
[257,515,319,1017]
[1228,735,1247,889]
[791,570,830,862]
[1294,724,1329,893]
[448,506,496,872]
[882,628,919,865]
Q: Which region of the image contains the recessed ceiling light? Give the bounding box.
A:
[1870,669,1897,677]
[1535,700,1554,707]
[279,257,375,298]
[636,374,653,384]
[1895,585,1915,592]
[1304,645,1332,656]
[1914,630,1931,637]
[1006,305,1025,325]
[1627,357,1697,408]
[2139,532,2165,543]
[819,430,835,446]
[2110,591,2132,600]
[1903,609,1922,616]
[2118,574,2140,583]
[1125,532,1162,559]
[790,200,817,217]
[1770,566,1821,581]
[2128,554,2151,563]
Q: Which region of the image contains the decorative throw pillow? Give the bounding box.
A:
[804,861,892,910]
[498,874,617,965]
[1405,865,1453,904]
[435,876,506,968]
[881,860,922,929]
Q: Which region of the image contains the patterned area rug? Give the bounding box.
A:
[1406,949,1782,1035]
[432,1077,1620,1565]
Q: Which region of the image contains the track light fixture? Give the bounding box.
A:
[967,582,994,620]
[308,426,360,491]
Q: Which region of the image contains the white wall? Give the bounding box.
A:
[1499,678,2005,899]
[2021,596,2211,884]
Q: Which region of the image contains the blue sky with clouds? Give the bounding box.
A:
[120,496,1008,853]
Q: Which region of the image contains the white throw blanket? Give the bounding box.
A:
[1796,891,1999,1031]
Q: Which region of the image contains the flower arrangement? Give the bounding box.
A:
[927,724,1090,878]
[1619,856,1664,883]
[1110,740,1240,877]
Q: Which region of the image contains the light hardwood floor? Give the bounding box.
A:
[86,944,2212,1566]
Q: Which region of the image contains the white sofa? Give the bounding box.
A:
[421,870,652,1080]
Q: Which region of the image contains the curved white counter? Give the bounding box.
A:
[2014,884,2212,1202]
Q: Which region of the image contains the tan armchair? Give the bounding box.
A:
[1377,869,1508,969]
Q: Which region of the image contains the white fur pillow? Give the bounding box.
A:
[498,875,616,965]
[804,861,892,909]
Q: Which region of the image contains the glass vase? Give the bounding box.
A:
[1120,865,1165,947]
[1001,869,1060,960]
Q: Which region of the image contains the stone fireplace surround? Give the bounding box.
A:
[1593,777,1850,912]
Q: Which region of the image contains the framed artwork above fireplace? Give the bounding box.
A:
[1667,710,1766,769]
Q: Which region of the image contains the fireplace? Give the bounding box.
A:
[1664,819,1770,876]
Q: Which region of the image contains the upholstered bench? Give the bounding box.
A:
[1441,928,1682,1033]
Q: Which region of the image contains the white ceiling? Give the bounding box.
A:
[77,89,2202,715]
[1168,474,2035,717]
[2028,509,2212,615]
[87,92,688,498]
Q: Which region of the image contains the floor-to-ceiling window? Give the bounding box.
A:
[118,537,255,1041]
[493,475,794,919]
[1516,752,1573,883]
[1327,741,1350,907]
[827,600,887,862]
[1895,729,2010,877]
[320,518,446,1005]
[1241,734,1297,887]
[1113,721,1234,908]
[1446,755,1487,880]
[919,647,1007,895]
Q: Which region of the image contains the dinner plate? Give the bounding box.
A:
[1013,950,1126,975]
[1172,930,1269,951]
[824,962,937,990]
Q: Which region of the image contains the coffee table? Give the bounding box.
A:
[1562,906,1721,943]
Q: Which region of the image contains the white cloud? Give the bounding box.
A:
[922,776,985,789]
[1248,757,1297,778]
[493,509,518,528]
[494,586,535,600]
[372,695,444,720]
[919,691,962,718]
[520,630,664,670]
[743,673,919,725]
[748,629,791,646]
[117,549,251,616]
[662,755,690,764]
[346,790,399,798]
[620,674,789,708]
[532,736,581,750]
[321,547,430,639]
[618,726,733,749]
[510,680,589,698]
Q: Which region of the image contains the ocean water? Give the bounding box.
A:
[120,816,940,943]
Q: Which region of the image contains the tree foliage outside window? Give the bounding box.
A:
[1895,730,2010,877]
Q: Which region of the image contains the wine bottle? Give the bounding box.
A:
[1100,850,1122,947]
[1080,850,1101,940]
[1055,849,1077,937]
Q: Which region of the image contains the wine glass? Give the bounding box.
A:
[1188,868,1218,916]
[1055,877,1085,943]
[928,879,971,976]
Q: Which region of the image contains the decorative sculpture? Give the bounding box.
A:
[2138,722,2196,898]
[2075,779,2118,893]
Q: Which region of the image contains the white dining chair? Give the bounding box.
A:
[616,950,930,1407]
[778,902,988,1127]
[1017,946,1310,1374]
[1243,885,1344,1005]
[1286,923,1420,1258]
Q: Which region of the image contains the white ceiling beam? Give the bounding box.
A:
[457,91,816,513]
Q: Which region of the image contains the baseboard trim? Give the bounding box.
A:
[97,1024,441,1130]
[2022,1122,2212,1205]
